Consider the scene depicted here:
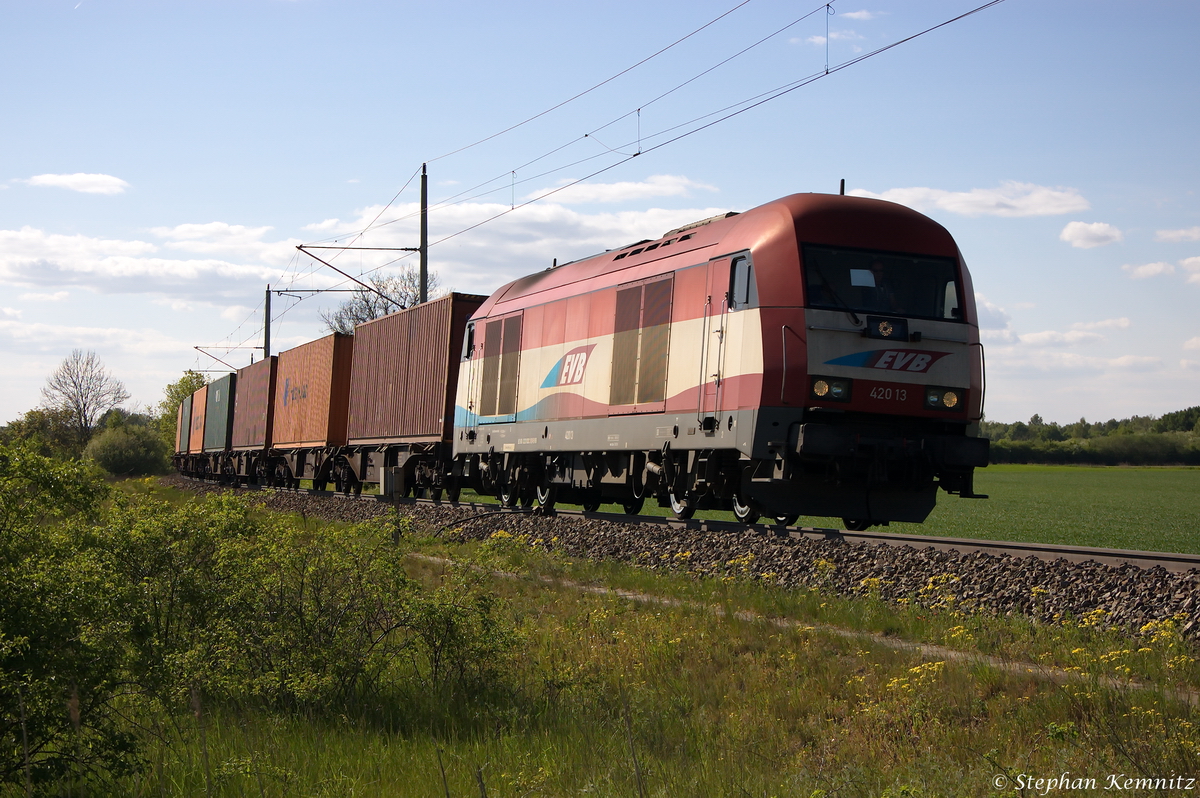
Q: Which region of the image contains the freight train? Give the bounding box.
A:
[176,192,989,529]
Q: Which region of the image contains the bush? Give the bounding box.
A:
[0,446,135,790]
[85,425,168,475]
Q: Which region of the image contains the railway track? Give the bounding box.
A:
[195,479,1200,574]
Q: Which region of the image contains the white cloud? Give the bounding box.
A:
[1071,317,1130,331]
[302,218,343,232]
[1184,337,1200,351]
[0,225,303,305]
[1182,257,1200,284]
[803,30,864,47]
[151,222,300,265]
[1122,261,1173,279]
[2,307,21,319]
[986,345,1160,373]
[1182,360,1200,371]
[850,181,1089,217]
[24,173,130,195]
[526,174,717,205]
[1019,329,1105,346]
[840,10,876,20]
[973,293,1011,330]
[220,304,252,321]
[20,291,69,302]
[1060,221,1122,249]
[1156,226,1200,242]
[0,318,191,356]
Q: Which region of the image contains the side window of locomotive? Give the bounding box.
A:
[943,283,961,319]
[728,255,757,310]
[461,322,475,361]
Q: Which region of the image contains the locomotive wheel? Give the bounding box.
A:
[732,493,760,525]
[669,491,694,520]
[535,484,557,511]
[774,514,799,527]
[622,495,644,516]
[519,487,535,510]
[446,484,462,503]
[499,484,519,508]
[843,518,873,531]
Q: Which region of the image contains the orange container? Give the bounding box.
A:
[271,334,354,449]
[188,385,208,453]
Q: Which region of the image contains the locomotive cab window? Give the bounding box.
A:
[801,245,962,321]
[461,322,475,361]
[728,254,757,310]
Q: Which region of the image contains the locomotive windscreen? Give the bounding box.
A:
[801,245,962,321]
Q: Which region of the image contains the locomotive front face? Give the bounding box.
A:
[801,245,973,420]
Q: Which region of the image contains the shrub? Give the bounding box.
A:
[85,425,168,476]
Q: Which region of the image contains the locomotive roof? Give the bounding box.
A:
[472,192,957,319]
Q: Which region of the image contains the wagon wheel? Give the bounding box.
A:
[843,518,873,531]
[622,495,644,516]
[668,490,694,520]
[732,493,760,525]
[774,514,799,528]
[446,484,462,503]
[499,484,519,508]
[428,487,443,501]
[581,490,602,513]
[535,483,557,511]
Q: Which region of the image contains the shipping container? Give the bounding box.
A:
[203,373,237,452]
[272,334,354,448]
[176,395,192,454]
[231,357,276,450]
[188,384,208,453]
[348,293,486,444]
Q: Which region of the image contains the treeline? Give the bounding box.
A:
[981,407,1200,465]
[0,350,207,476]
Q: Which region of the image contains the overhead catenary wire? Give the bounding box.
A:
[259,0,1008,353]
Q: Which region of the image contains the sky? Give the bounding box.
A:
[2,0,1198,426]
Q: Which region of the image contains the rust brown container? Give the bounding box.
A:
[272,333,354,449]
[231,356,277,450]
[188,385,208,453]
[176,395,192,454]
[348,292,486,444]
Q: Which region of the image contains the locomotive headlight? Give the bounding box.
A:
[926,387,964,411]
[811,376,852,402]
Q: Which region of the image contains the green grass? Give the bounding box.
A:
[471,464,1200,555]
[904,465,1200,554]
[138,529,1200,798]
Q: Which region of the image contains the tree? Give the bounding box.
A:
[0,407,78,460]
[39,350,130,457]
[320,268,443,335]
[154,371,209,449]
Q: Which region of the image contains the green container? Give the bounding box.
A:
[176,395,192,454]
[203,373,237,452]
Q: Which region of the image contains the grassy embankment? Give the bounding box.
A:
[117,472,1200,798]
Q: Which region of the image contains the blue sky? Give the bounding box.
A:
[2,0,1198,425]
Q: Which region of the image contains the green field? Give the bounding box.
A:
[906,465,1200,554]
[476,465,1200,555]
